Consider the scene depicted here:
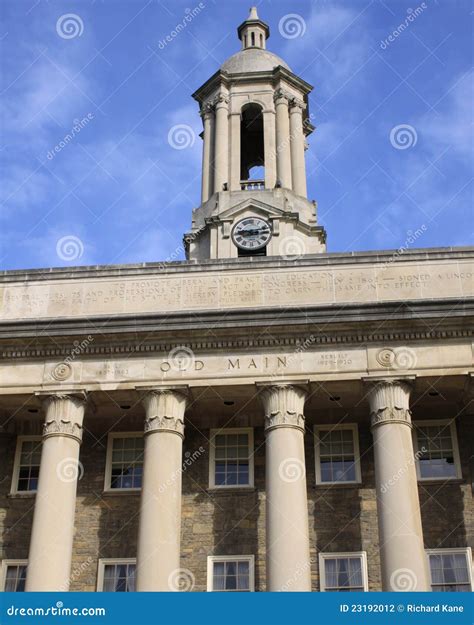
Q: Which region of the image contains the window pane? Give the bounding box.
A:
[324,557,364,591]
[417,425,458,479]
[110,437,143,489]
[103,564,135,592]
[429,552,471,591]
[317,429,357,484]
[213,431,250,486]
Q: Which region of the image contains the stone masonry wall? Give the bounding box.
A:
[0,418,472,592]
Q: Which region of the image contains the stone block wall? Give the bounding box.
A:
[0,417,472,592]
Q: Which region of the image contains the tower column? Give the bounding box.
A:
[25,392,87,591]
[366,379,431,591]
[289,99,307,197]
[274,90,292,190]
[213,94,229,193]
[229,111,241,191]
[263,109,277,189]
[259,384,311,591]
[136,388,187,591]
[200,105,214,203]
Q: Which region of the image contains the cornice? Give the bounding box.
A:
[1,322,472,361]
[0,246,472,283]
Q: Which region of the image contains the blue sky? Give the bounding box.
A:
[0,0,472,270]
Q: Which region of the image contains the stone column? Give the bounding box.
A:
[229,112,241,191]
[136,388,187,591]
[213,94,229,194]
[25,392,87,591]
[200,104,214,203]
[274,90,292,190]
[259,384,311,591]
[367,379,430,591]
[289,99,307,198]
[263,109,277,189]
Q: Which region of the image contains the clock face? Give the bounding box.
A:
[231,217,272,251]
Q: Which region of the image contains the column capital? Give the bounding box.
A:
[140,387,188,438]
[36,391,88,443]
[274,88,291,105]
[200,102,215,119]
[289,97,306,112]
[213,93,229,108]
[364,378,413,429]
[257,383,308,433]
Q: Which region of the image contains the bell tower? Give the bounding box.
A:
[184,7,326,260]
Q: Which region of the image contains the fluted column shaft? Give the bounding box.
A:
[274,91,292,190]
[289,100,307,197]
[136,389,187,591]
[25,393,87,591]
[367,379,430,591]
[200,106,214,203]
[213,94,229,193]
[263,110,277,189]
[260,384,311,591]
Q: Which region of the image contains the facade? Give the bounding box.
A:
[0,8,473,594]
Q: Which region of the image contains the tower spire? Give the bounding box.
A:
[238,6,270,50]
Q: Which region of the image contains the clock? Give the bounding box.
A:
[231,217,272,251]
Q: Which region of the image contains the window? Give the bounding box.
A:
[427,548,473,592]
[314,425,361,484]
[207,556,254,592]
[97,559,136,592]
[1,560,27,591]
[414,420,461,480]
[319,553,368,592]
[11,436,42,494]
[209,428,254,488]
[105,433,144,491]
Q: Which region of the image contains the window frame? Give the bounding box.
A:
[319,551,369,592]
[206,555,255,592]
[413,419,462,482]
[1,559,28,592]
[209,427,254,489]
[314,424,362,485]
[96,558,136,592]
[104,432,144,493]
[426,547,473,592]
[10,435,42,495]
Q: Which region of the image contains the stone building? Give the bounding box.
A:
[0,8,473,594]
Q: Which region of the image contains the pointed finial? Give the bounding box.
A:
[248,7,259,20]
[237,6,270,49]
